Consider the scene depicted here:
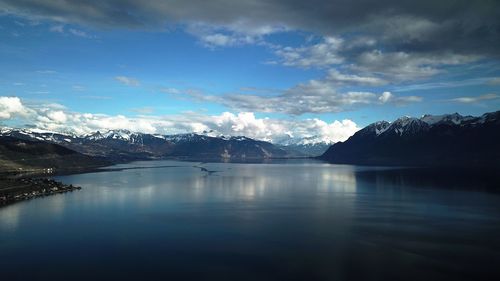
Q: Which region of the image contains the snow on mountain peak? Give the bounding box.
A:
[0,127,13,134]
[102,129,133,140]
[84,131,105,140]
[361,121,390,136]
[385,117,429,136]
[420,113,470,125]
[82,129,137,141]
[373,121,391,135]
[274,134,333,146]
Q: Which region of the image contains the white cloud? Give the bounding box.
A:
[268,34,480,85]
[352,50,479,82]
[393,77,494,92]
[186,22,286,48]
[0,96,360,144]
[378,91,422,105]
[272,36,344,67]
[378,92,393,103]
[201,33,249,47]
[49,25,94,38]
[200,74,420,114]
[115,76,140,86]
[326,69,387,86]
[46,110,67,123]
[449,93,499,104]
[0,97,31,119]
[208,112,359,143]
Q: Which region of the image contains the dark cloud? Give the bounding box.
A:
[1,0,497,115]
[1,0,499,56]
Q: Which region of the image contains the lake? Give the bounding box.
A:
[1,160,499,280]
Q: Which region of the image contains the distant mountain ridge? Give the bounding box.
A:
[273,134,333,156]
[0,129,292,161]
[319,110,500,166]
[0,136,109,174]
[277,143,331,157]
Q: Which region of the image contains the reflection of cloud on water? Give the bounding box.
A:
[0,193,67,232]
[318,166,357,193]
[0,204,22,231]
[237,176,269,200]
[188,163,359,203]
[190,173,271,201]
[45,194,67,216]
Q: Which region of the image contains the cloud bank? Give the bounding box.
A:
[1,1,498,55]
[166,71,422,115]
[1,0,496,117]
[0,96,360,144]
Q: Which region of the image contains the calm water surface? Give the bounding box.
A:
[1,160,499,281]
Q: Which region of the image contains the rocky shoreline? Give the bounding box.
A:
[0,177,81,207]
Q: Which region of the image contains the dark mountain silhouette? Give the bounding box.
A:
[319,111,500,166]
[0,136,109,173]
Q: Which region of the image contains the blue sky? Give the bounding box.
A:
[0,1,499,143]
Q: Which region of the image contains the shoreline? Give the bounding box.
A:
[0,158,312,207]
[0,177,82,207]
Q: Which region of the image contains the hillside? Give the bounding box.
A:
[0,129,291,162]
[319,111,500,166]
[0,136,109,174]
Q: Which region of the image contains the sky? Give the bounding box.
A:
[0,0,499,143]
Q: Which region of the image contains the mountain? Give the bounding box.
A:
[319,111,500,166]
[163,133,289,160]
[0,129,290,162]
[0,128,172,162]
[277,143,331,157]
[274,135,332,156]
[0,136,109,174]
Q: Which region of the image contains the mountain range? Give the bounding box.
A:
[0,128,316,166]
[319,110,500,166]
[0,136,109,174]
[2,110,498,171]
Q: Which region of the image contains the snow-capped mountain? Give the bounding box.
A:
[320,110,500,166]
[0,127,77,144]
[421,113,469,125]
[0,129,291,161]
[84,129,156,142]
[84,131,106,141]
[347,112,497,140]
[385,117,430,137]
[277,143,331,157]
[163,133,209,143]
[356,116,430,138]
[274,133,333,146]
[355,121,391,138]
[273,135,333,156]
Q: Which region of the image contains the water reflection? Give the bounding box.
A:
[0,190,68,232]
[1,160,499,281]
[0,204,21,231]
[318,165,357,193]
[355,167,500,192]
